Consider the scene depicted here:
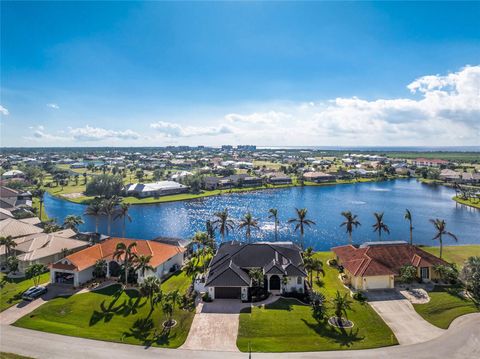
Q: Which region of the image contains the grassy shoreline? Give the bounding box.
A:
[452,196,480,209]
[47,176,395,206]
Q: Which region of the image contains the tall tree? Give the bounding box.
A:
[102,196,121,236]
[340,211,361,244]
[0,236,17,258]
[34,189,46,221]
[135,254,154,278]
[63,215,84,232]
[84,200,103,234]
[372,212,390,241]
[140,276,162,313]
[192,231,213,273]
[268,208,280,241]
[113,242,138,285]
[114,202,132,238]
[288,208,316,250]
[332,290,353,320]
[430,219,458,259]
[25,264,47,286]
[212,208,235,243]
[238,212,259,243]
[404,209,414,245]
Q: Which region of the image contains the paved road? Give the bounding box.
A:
[366,290,445,345]
[1,313,479,359]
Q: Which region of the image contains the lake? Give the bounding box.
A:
[44,179,479,250]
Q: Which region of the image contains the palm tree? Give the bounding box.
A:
[430,218,458,259]
[166,289,181,313]
[114,203,132,238]
[192,231,213,273]
[85,200,103,234]
[212,208,235,243]
[102,196,120,236]
[140,276,162,313]
[113,242,138,285]
[372,212,390,240]
[404,209,414,245]
[288,208,316,250]
[34,189,46,221]
[340,211,361,244]
[238,212,259,243]
[304,256,314,286]
[268,208,280,241]
[312,258,325,282]
[63,215,84,232]
[0,236,17,258]
[135,255,154,278]
[332,290,353,320]
[184,259,201,283]
[303,246,314,260]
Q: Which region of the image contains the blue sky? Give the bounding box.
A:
[1,1,479,147]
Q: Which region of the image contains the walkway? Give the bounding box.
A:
[1,313,479,359]
[366,290,445,345]
[180,295,279,351]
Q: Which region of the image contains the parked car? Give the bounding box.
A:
[22,286,48,301]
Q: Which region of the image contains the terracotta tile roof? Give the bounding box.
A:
[332,243,447,277]
[62,237,185,272]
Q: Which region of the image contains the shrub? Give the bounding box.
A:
[434,263,459,284]
[202,292,212,302]
[399,265,417,283]
[328,258,338,267]
[353,291,367,303]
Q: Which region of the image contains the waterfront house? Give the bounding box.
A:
[303,171,335,183]
[203,176,234,190]
[332,242,447,290]
[267,173,293,185]
[50,237,185,287]
[125,181,189,198]
[204,241,307,300]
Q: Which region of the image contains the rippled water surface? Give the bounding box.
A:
[44,179,479,250]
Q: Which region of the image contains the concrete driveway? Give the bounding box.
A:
[181,296,278,351]
[367,290,445,345]
[0,284,78,325]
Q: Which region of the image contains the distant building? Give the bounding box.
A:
[125,181,189,198]
[237,145,256,151]
[0,186,32,209]
[1,170,25,180]
[412,158,449,167]
[267,173,293,185]
[221,145,233,151]
[303,171,335,183]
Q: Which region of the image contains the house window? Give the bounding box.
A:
[297,276,302,285]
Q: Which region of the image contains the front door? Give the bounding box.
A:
[269,275,281,290]
[420,267,430,280]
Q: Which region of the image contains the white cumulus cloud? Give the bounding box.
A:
[69,125,141,141]
[46,103,60,110]
[150,121,232,138]
[0,105,9,115]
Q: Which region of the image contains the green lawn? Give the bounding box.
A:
[14,283,195,348]
[0,272,50,312]
[422,245,480,267]
[161,270,192,294]
[413,287,479,329]
[237,251,398,352]
[453,196,480,209]
[0,353,33,359]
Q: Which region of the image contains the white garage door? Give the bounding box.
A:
[365,276,390,289]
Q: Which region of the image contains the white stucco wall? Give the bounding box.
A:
[282,276,304,293]
[362,275,393,290]
[76,266,95,287]
[154,252,184,278]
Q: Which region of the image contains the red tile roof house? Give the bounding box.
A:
[332,242,447,291]
[50,238,185,287]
